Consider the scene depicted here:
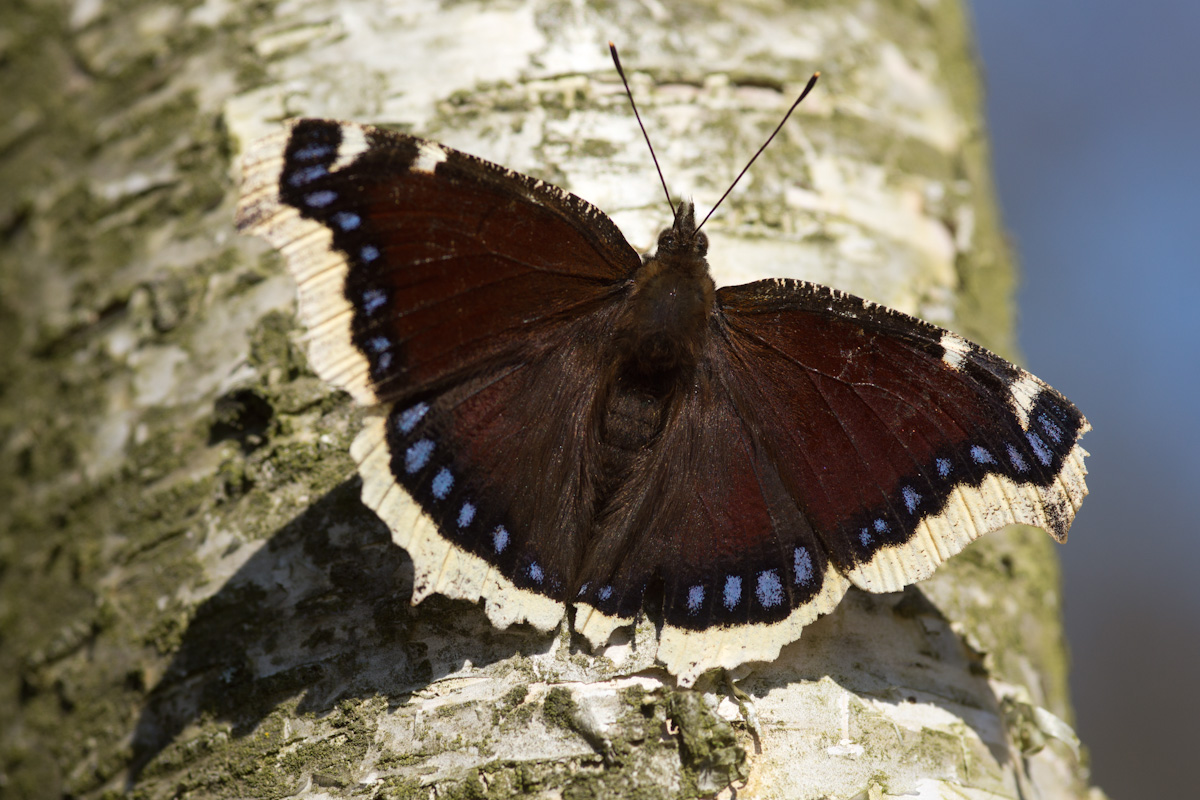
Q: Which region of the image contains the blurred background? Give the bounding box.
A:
[968,1,1198,796]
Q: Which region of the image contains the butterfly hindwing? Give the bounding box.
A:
[369,308,646,630]
[572,352,851,681]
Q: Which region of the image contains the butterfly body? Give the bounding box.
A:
[236,118,1090,686]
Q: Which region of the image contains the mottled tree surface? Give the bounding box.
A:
[0,1,1105,798]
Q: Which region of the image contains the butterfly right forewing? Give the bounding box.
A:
[715,278,1090,593]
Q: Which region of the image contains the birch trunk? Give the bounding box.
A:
[0,0,1105,797]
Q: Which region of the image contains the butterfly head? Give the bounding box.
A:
[652,201,709,261]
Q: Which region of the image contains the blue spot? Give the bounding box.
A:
[1027,431,1052,466]
[397,402,429,434]
[431,467,453,499]
[332,211,360,231]
[362,289,387,315]
[492,525,509,553]
[457,501,475,528]
[376,352,392,371]
[599,585,613,601]
[936,458,952,478]
[577,583,590,597]
[794,547,813,585]
[756,570,783,608]
[971,445,995,465]
[304,189,337,208]
[287,164,327,186]
[360,244,380,262]
[1007,443,1029,473]
[874,518,889,534]
[404,439,434,473]
[687,585,704,614]
[293,143,334,161]
[860,528,872,547]
[723,575,742,610]
[528,563,544,583]
[902,486,921,513]
[1039,412,1064,443]
[368,336,390,353]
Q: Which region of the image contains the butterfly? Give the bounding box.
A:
[235,76,1089,687]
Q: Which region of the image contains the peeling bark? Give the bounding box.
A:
[0,0,1105,797]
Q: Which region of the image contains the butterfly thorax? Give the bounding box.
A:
[618,203,716,376]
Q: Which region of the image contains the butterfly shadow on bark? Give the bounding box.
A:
[126,477,559,787]
[127,476,1022,786]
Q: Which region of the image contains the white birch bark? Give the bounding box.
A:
[0,0,1106,797]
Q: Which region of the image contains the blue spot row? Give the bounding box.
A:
[684,562,805,617]
[854,396,1075,559]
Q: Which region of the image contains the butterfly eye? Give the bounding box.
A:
[695,231,708,257]
[657,230,674,250]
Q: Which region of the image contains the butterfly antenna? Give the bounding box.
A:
[610,42,676,219]
[696,72,820,233]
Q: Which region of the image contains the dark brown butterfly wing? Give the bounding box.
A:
[238,119,641,631]
[715,279,1090,593]
[567,278,1088,682]
[569,349,851,680]
[238,119,639,406]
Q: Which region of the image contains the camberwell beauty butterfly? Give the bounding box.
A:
[235,65,1089,687]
